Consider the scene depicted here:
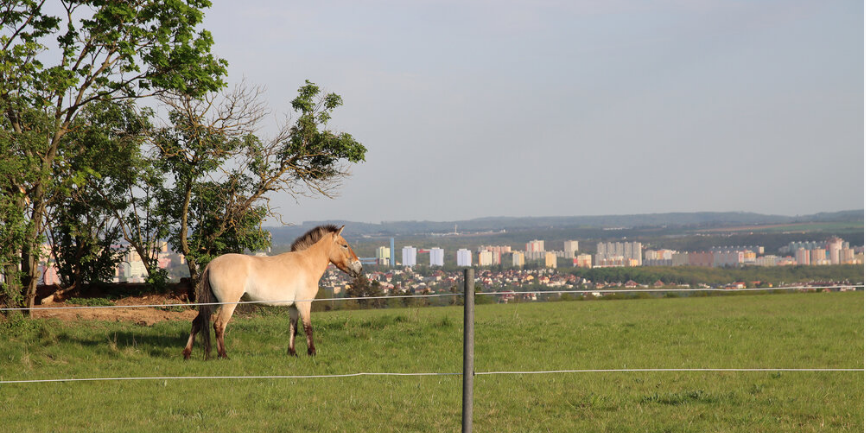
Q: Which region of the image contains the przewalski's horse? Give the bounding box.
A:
[182,225,363,360]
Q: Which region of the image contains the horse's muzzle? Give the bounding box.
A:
[349,260,363,277]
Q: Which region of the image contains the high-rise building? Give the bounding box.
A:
[596,241,642,267]
[784,241,822,254]
[795,248,810,266]
[672,252,689,267]
[544,252,557,269]
[563,240,579,258]
[525,240,544,253]
[509,252,525,267]
[402,246,417,267]
[430,248,445,267]
[756,255,778,267]
[375,246,390,266]
[826,237,843,265]
[478,250,493,267]
[713,251,744,268]
[574,254,592,268]
[478,246,510,265]
[688,252,713,267]
[811,248,828,265]
[456,249,472,267]
[644,249,675,266]
[840,248,857,264]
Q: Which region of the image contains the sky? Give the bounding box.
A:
[202,0,863,224]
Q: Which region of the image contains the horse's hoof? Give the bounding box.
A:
[288,349,298,357]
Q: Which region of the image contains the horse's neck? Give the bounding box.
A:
[294,237,333,278]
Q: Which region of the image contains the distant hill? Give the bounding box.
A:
[266,210,863,245]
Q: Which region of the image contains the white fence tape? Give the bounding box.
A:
[0,285,860,312]
[1,368,861,385]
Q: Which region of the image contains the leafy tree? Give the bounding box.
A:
[40,99,156,299]
[153,81,366,284]
[0,0,227,312]
[346,273,383,308]
[60,100,173,288]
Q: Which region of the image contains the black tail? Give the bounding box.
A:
[196,266,214,359]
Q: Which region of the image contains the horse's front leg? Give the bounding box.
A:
[303,320,316,356]
[287,306,299,357]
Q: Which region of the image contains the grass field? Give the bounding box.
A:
[1,292,862,432]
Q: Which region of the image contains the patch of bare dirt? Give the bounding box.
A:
[33,292,197,326]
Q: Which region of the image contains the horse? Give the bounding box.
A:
[182,224,363,360]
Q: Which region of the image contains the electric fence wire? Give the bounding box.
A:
[0,285,861,385]
[1,368,861,385]
[0,285,860,312]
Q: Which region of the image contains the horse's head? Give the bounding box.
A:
[330,226,363,277]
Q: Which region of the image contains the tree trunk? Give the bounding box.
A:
[1,263,22,311]
[185,258,199,302]
[20,245,38,317]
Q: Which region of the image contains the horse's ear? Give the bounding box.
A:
[336,225,345,237]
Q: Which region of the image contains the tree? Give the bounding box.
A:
[346,273,383,308]
[43,99,153,299]
[0,0,227,312]
[154,81,366,284]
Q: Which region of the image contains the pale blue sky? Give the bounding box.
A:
[204,0,863,224]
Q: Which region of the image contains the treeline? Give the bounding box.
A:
[0,2,365,312]
[272,210,864,240]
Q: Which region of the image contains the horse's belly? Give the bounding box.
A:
[243,281,306,307]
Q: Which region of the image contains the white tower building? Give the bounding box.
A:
[456,249,472,267]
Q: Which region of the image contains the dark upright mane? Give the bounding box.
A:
[290,224,342,252]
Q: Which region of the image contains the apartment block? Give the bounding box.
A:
[574,254,592,268]
[672,252,689,267]
[456,249,472,267]
[430,248,445,267]
[563,240,579,258]
[402,246,417,267]
[545,252,557,269]
[525,240,545,253]
[596,241,642,267]
[375,246,391,266]
[795,248,810,266]
[509,251,525,267]
[478,250,494,267]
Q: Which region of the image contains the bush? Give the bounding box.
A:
[67,297,115,307]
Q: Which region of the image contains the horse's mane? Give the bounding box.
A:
[290,224,342,252]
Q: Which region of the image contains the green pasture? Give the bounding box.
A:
[1,292,862,432]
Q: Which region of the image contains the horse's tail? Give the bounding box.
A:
[196,266,215,359]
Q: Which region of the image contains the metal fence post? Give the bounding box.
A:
[462,268,475,433]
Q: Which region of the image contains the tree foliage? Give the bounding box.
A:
[153,81,366,283]
[1,1,367,311]
[1,0,226,310]
[346,273,384,308]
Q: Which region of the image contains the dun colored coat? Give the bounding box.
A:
[182,225,363,360]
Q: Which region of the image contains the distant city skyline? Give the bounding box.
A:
[200,1,862,224]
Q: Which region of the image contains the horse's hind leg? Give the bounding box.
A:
[287,305,300,357]
[182,313,203,360]
[297,302,316,356]
[214,304,238,359]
